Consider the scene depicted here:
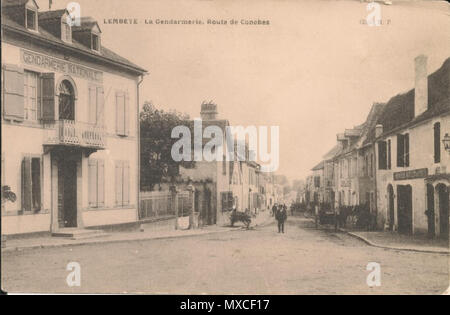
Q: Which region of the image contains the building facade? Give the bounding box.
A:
[1,1,146,235]
[375,55,450,237]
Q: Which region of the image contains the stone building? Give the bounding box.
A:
[375,55,449,237]
[1,1,147,236]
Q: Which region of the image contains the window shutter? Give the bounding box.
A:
[115,161,123,206]
[88,85,97,124]
[123,161,130,205]
[387,140,392,169]
[21,157,32,212]
[124,92,130,136]
[88,159,97,207]
[97,86,105,127]
[397,134,405,167]
[97,159,105,207]
[3,64,25,121]
[378,141,387,170]
[404,133,410,167]
[116,92,125,135]
[434,123,441,163]
[41,73,55,122]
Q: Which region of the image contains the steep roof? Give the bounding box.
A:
[377,57,450,137]
[1,9,147,74]
[38,9,67,20]
[311,161,324,171]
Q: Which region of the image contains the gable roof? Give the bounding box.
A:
[2,0,36,8]
[1,9,147,75]
[38,9,67,21]
[311,161,324,171]
[377,57,450,137]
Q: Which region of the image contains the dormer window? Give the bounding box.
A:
[62,21,72,43]
[92,34,99,51]
[26,8,37,30]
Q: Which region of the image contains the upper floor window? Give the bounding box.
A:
[434,122,441,164]
[92,34,100,51]
[397,133,410,167]
[24,70,39,121]
[62,21,72,43]
[59,80,75,120]
[26,8,37,30]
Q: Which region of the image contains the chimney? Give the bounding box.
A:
[414,54,428,117]
[200,102,218,120]
[375,124,383,138]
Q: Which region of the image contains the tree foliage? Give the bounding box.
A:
[140,102,194,191]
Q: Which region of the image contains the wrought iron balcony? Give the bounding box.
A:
[44,120,106,149]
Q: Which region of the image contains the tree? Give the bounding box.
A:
[140,102,194,191]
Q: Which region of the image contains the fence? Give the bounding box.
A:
[139,190,191,220]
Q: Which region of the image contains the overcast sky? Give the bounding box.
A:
[36,0,450,182]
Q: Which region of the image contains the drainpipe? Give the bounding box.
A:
[136,73,145,221]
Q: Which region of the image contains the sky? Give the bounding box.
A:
[36,0,450,182]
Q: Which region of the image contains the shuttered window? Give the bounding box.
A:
[115,160,130,206]
[397,134,410,167]
[221,192,233,212]
[397,134,405,167]
[115,91,129,136]
[41,73,55,122]
[21,156,41,212]
[24,71,39,121]
[88,159,105,208]
[88,85,104,126]
[434,123,441,164]
[404,133,410,167]
[387,139,392,170]
[2,64,25,121]
[378,141,387,170]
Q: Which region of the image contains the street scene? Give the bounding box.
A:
[2,216,448,294]
[1,0,450,296]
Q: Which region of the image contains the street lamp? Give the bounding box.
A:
[443,133,450,154]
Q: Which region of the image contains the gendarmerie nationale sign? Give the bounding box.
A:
[394,168,428,181]
[21,49,103,83]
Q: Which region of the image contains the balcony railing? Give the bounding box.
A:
[44,120,106,149]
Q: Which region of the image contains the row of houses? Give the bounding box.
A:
[0,0,283,236]
[172,103,284,226]
[304,55,450,239]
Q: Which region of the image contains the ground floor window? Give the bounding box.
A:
[115,160,130,206]
[21,156,41,212]
[221,191,233,212]
[88,159,105,208]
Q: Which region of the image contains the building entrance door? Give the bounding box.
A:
[397,185,413,234]
[58,159,78,228]
[388,185,395,231]
[437,184,449,239]
[426,184,435,237]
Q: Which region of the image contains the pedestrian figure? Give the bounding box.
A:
[276,205,287,233]
[272,204,277,217]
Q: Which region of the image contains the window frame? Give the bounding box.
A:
[21,154,42,213]
[25,8,38,31]
[92,33,100,52]
[23,70,39,121]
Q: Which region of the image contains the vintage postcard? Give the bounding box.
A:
[1,0,449,300]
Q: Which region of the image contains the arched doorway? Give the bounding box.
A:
[387,184,394,231]
[59,80,75,120]
[436,184,449,239]
[426,184,435,237]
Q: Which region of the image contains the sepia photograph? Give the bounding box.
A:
[1,0,449,300]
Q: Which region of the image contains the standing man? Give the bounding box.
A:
[276,205,287,233]
[272,204,278,217]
